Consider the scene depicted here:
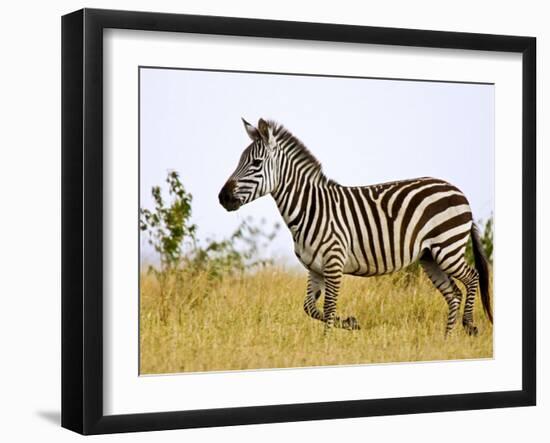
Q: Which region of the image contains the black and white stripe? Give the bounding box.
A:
[219,118,492,335]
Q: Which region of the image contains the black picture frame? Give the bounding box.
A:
[61,8,536,435]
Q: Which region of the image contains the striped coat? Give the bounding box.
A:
[219,118,492,335]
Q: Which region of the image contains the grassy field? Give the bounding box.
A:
[140,266,493,374]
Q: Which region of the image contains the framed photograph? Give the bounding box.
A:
[61,8,536,435]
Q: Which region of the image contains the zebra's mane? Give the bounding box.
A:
[268,120,337,185]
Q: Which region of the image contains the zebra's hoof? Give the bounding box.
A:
[342,316,361,331]
[464,324,478,336]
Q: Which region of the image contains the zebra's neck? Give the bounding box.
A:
[269,131,336,230]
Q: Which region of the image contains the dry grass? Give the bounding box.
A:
[140,266,493,374]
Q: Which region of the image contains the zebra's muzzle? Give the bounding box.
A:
[218,180,241,211]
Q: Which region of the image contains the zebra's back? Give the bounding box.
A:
[338,177,473,276]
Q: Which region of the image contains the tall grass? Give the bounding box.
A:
[140,266,493,374]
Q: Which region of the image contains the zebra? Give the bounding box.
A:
[218,118,492,335]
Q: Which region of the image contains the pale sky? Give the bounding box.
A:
[140,67,494,265]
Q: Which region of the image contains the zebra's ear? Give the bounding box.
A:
[242,117,260,141]
[258,118,276,149]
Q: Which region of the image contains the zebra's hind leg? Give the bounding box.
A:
[446,260,480,336]
[420,257,462,337]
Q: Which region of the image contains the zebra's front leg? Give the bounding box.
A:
[304,270,359,330]
[303,271,324,322]
[322,260,360,332]
[323,264,342,332]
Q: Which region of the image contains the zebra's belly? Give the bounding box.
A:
[294,241,421,276]
[293,238,424,276]
[344,244,421,276]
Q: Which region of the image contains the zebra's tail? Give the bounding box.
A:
[471,223,493,324]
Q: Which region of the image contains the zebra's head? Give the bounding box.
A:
[218,118,280,211]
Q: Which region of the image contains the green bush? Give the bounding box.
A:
[140,171,197,271]
[140,171,279,317]
[187,216,279,279]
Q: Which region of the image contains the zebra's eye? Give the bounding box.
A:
[251,159,262,167]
